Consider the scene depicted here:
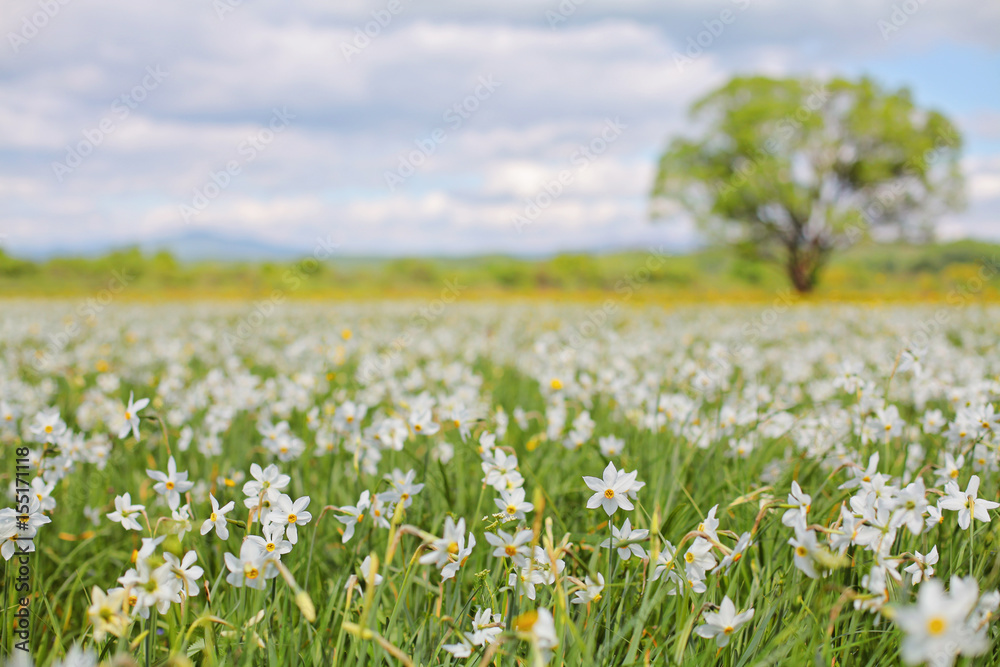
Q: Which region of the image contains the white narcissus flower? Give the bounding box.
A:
[695,596,754,647]
[582,462,638,516]
[781,481,811,530]
[117,391,150,440]
[419,516,476,580]
[345,554,384,593]
[571,573,605,605]
[408,408,440,436]
[242,463,290,505]
[939,475,999,530]
[87,586,129,641]
[107,492,145,532]
[163,550,204,598]
[200,494,235,540]
[270,494,313,544]
[337,491,371,544]
[601,518,649,560]
[895,575,986,666]
[683,537,717,578]
[224,540,278,590]
[495,486,534,522]
[903,545,939,585]
[146,455,194,511]
[484,528,533,567]
[515,608,558,663]
[715,531,752,573]
[789,527,820,579]
[29,408,66,444]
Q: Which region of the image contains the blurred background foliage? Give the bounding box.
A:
[1,240,998,301]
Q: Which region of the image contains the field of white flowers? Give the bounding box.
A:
[3,301,1000,666]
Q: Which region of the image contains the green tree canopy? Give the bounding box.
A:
[651,75,965,292]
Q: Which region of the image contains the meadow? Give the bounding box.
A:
[3,299,1000,666]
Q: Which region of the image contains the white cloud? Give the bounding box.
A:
[0,0,997,256]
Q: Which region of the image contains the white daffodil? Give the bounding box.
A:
[939,475,999,530]
[695,596,754,648]
[571,573,604,605]
[107,493,145,532]
[895,576,986,666]
[781,481,811,530]
[485,528,533,567]
[337,490,371,543]
[200,493,235,540]
[601,518,649,560]
[495,487,534,522]
[583,462,638,516]
[146,456,194,511]
[270,494,312,544]
[903,545,939,585]
[163,550,204,598]
[117,391,150,440]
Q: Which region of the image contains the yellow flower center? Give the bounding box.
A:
[414,424,422,431]
[685,552,695,563]
[723,626,734,635]
[447,541,459,555]
[44,425,53,433]
[795,545,808,557]
[125,412,132,420]
[266,543,276,552]
[927,617,946,635]
[950,469,959,478]
[245,565,260,580]
[506,505,517,515]
[166,481,175,490]
[210,512,218,522]
[550,379,563,390]
[604,489,615,499]
[288,514,298,524]
[505,545,517,556]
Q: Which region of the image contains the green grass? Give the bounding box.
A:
[2,301,1000,666]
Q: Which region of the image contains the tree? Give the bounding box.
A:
[650,76,965,292]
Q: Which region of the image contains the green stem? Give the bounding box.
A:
[605,519,614,643]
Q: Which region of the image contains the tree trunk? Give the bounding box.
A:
[789,259,816,293]
[787,245,825,293]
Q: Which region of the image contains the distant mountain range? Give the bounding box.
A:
[7,230,672,263]
[8,230,313,263]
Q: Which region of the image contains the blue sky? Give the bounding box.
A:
[0,0,998,258]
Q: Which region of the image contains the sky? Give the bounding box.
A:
[0,0,998,258]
